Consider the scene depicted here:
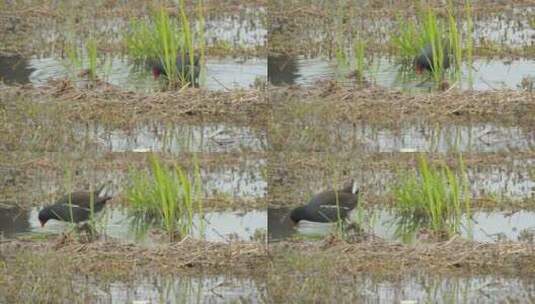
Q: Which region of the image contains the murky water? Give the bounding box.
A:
[0,55,267,91]
[0,206,267,243]
[24,56,267,91]
[272,119,535,153]
[204,7,266,48]
[79,122,267,154]
[88,275,263,304]
[268,207,535,243]
[335,272,534,303]
[472,7,535,47]
[268,55,535,91]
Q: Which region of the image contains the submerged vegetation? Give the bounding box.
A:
[126,154,203,241]
[392,155,472,240]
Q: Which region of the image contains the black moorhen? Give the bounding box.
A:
[414,43,451,73]
[150,53,200,84]
[289,180,359,224]
[38,184,112,227]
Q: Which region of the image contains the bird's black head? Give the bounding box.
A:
[289,206,306,225]
[38,207,54,227]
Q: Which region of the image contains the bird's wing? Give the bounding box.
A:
[48,204,90,222]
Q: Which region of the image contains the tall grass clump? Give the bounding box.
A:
[391,3,467,82]
[392,155,471,240]
[392,15,426,64]
[354,38,366,81]
[125,2,204,88]
[64,41,82,73]
[421,8,447,82]
[63,37,102,83]
[465,0,474,86]
[86,37,98,81]
[155,7,180,83]
[126,154,203,241]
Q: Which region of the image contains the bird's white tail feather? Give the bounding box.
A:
[352,181,359,194]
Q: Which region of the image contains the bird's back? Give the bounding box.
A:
[305,190,358,222]
[56,191,109,212]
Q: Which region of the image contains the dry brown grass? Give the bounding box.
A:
[271,235,535,275]
[1,236,267,274]
[272,81,535,123]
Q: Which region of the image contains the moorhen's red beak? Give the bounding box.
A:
[415,65,423,75]
[152,68,160,80]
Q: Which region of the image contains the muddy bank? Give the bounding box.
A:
[0,238,267,303]
[269,239,535,302]
[0,81,267,125]
[271,83,535,123]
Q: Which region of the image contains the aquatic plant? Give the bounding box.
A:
[63,37,102,83]
[392,155,471,240]
[420,8,448,82]
[125,2,204,88]
[86,38,98,81]
[465,0,474,87]
[126,154,203,241]
[353,38,366,81]
[64,41,82,73]
[391,2,470,83]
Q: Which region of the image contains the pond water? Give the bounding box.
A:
[268,55,535,92]
[88,275,263,304]
[272,120,535,153]
[268,207,535,243]
[78,122,267,154]
[0,55,267,91]
[0,206,267,244]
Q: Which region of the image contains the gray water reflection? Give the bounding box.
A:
[87,275,262,304]
[27,56,266,91]
[1,207,266,243]
[81,122,267,154]
[344,272,534,303]
[274,120,535,153]
[268,207,535,243]
[269,55,535,91]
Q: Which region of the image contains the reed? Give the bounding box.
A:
[392,155,471,240]
[354,38,366,81]
[86,38,98,81]
[125,5,204,88]
[126,154,203,241]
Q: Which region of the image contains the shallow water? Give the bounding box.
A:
[89,275,262,304]
[79,122,267,154]
[0,207,267,243]
[25,56,267,91]
[337,272,535,303]
[272,119,535,153]
[268,55,535,91]
[268,207,535,243]
[0,55,266,91]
